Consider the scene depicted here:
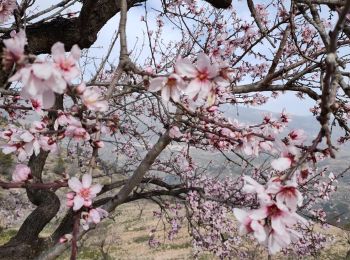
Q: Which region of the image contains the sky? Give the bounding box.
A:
[12,0,317,116]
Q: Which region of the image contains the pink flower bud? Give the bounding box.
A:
[66,192,75,200]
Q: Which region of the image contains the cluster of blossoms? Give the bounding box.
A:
[8,36,81,110]
[66,174,108,231]
[3,30,108,113]
[0,121,57,161]
[233,175,307,254]
[149,53,230,108]
[75,84,109,112]
[54,112,90,142]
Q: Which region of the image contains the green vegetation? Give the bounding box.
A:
[158,241,191,251]
[133,235,150,244]
[0,229,17,245]
[0,151,13,177]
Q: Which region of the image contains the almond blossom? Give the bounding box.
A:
[233,204,304,254]
[80,208,108,230]
[80,86,108,112]
[65,124,90,141]
[9,62,67,109]
[54,111,76,130]
[241,175,271,204]
[233,208,267,242]
[2,29,27,70]
[38,136,57,152]
[266,177,303,211]
[149,73,186,102]
[1,130,40,161]
[12,164,31,182]
[29,121,47,133]
[51,42,81,82]
[271,145,299,171]
[234,174,306,254]
[268,228,300,254]
[67,174,103,211]
[0,0,16,23]
[287,129,307,145]
[175,53,219,99]
[280,109,292,123]
[56,114,90,141]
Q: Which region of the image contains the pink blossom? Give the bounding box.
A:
[54,111,76,130]
[51,42,81,82]
[268,229,296,254]
[1,130,40,161]
[175,53,218,98]
[66,192,75,207]
[29,121,46,133]
[0,0,16,23]
[149,73,186,102]
[30,99,44,114]
[2,29,27,70]
[81,86,108,112]
[65,125,90,141]
[271,145,299,171]
[233,208,267,242]
[61,116,90,141]
[0,128,16,141]
[9,62,67,109]
[67,174,103,211]
[288,129,307,145]
[259,141,274,152]
[12,164,31,182]
[80,207,109,230]
[280,109,292,123]
[38,136,57,152]
[255,203,305,234]
[234,202,306,255]
[93,140,105,148]
[242,176,271,204]
[266,177,303,212]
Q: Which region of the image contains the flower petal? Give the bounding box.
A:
[82,174,92,188]
[149,77,165,92]
[90,184,102,196]
[271,157,291,171]
[68,177,82,192]
[51,42,65,62]
[184,79,201,98]
[175,58,197,78]
[73,195,84,211]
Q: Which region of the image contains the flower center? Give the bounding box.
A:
[60,60,74,71]
[31,99,41,109]
[80,188,91,199]
[198,71,208,81]
[267,204,282,217]
[166,77,177,88]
